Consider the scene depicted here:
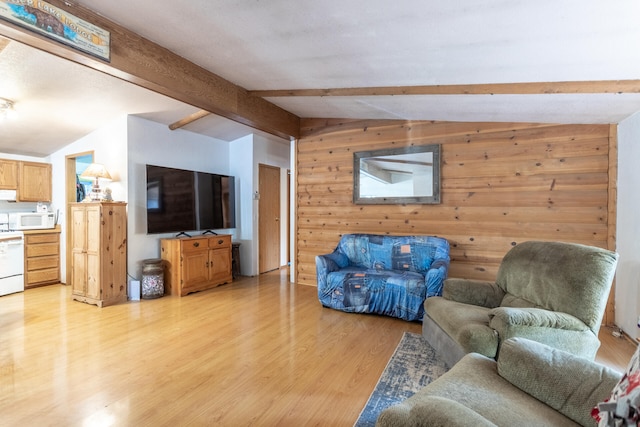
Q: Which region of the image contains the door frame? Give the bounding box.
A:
[65,151,93,284]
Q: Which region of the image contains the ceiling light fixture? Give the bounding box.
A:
[0,97,14,113]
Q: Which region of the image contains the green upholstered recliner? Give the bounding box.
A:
[422,241,618,368]
[376,337,622,427]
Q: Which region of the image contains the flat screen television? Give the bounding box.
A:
[146,164,236,234]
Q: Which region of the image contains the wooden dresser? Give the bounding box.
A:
[161,234,232,296]
[23,225,61,289]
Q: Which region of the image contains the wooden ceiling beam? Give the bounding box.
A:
[249,80,640,97]
[0,35,10,54]
[169,110,211,131]
[0,1,299,140]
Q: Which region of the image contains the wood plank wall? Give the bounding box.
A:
[295,119,617,324]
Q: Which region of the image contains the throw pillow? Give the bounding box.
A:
[592,341,640,426]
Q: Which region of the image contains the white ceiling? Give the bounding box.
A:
[2,0,640,156]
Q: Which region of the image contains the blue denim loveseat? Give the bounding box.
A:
[316,234,450,321]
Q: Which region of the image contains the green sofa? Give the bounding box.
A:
[422,241,619,367]
[376,337,622,427]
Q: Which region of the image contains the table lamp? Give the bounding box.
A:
[80,163,112,201]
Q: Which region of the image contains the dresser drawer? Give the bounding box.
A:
[26,234,59,244]
[27,268,60,285]
[209,235,231,248]
[181,238,209,253]
[27,255,59,271]
[26,242,59,257]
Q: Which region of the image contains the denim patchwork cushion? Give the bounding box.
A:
[316,234,450,321]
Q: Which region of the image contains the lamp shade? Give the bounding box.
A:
[80,163,112,181]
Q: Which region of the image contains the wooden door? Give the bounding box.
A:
[104,203,127,302]
[209,248,231,283]
[85,206,101,299]
[182,249,209,290]
[259,164,281,273]
[18,161,52,202]
[70,206,87,296]
[0,159,18,189]
[65,151,94,285]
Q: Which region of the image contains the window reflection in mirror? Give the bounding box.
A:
[353,144,441,204]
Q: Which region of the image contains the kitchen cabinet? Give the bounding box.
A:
[0,158,52,200]
[18,161,52,202]
[24,226,61,288]
[0,159,18,190]
[70,202,127,307]
[161,234,232,296]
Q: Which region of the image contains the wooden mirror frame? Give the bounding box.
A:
[353,144,441,205]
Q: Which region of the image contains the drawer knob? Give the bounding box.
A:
[193,242,200,248]
[217,239,224,245]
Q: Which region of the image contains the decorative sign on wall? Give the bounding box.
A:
[0,0,110,61]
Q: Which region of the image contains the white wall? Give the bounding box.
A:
[127,119,291,280]
[126,116,235,280]
[54,116,291,282]
[289,140,297,283]
[49,115,129,282]
[615,112,640,338]
[9,115,291,288]
[229,133,290,276]
[253,133,291,273]
[229,135,255,275]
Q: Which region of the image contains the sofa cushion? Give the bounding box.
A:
[336,234,447,275]
[425,297,499,358]
[500,293,538,309]
[325,267,426,320]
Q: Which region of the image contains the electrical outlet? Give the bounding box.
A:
[129,280,140,301]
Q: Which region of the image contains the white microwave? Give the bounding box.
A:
[9,212,56,230]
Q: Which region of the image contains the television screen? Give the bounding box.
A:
[146,164,235,234]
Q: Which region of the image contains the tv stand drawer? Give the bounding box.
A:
[181,238,208,253]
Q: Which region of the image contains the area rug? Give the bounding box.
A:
[353,332,449,427]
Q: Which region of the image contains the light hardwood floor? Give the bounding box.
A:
[0,270,635,426]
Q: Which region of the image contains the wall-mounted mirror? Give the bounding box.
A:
[353,144,441,204]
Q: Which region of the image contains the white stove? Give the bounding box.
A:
[0,230,24,239]
[0,213,25,296]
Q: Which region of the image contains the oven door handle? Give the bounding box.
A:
[0,237,23,244]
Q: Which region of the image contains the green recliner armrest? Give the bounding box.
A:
[443,278,505,308]
[488,307,589,331]
[411,396,497,427]
[497,337,621,427]
[376,395,497,427]
[489,307,603,359]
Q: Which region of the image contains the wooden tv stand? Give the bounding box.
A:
[161,234,232,296]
